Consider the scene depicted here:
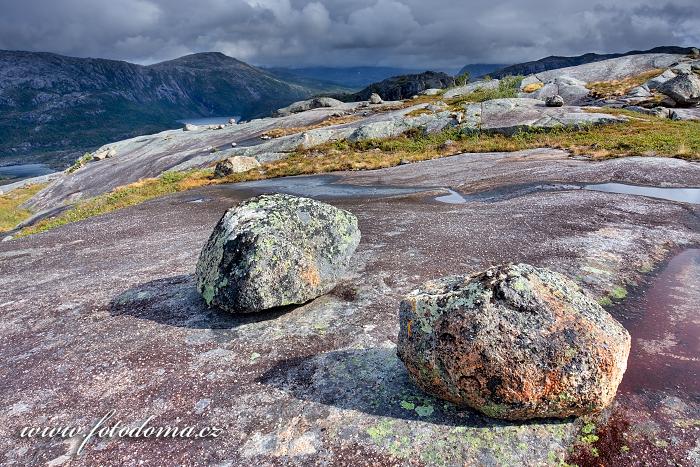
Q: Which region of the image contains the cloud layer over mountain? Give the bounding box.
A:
[0,0,697,68]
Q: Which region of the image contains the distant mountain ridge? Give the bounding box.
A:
[351,71,455,101]
[485,46,696,79]
[267,66,453,89]
[0,50,330,166]
[456,63,509,78]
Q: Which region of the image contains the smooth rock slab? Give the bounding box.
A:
[397,263,631,420]
[196,194,361,313]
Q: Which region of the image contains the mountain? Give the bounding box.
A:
[486,46,696,79]
[267,66,445,89]
[350,71,455,101]
[0,51,327,167]
[456,63,509,79]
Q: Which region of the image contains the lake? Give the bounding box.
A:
[0,163,56,186]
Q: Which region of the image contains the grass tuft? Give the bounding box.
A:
[586,69,664,98]
[0,184,47,232]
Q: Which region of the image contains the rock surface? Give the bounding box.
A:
[397,263,631,420]
[443,79,499,99]
[2,152,699,465]
[657,73,700,106]
[195,194,361,313]
[213,156,261,177]
[461,98,625,135]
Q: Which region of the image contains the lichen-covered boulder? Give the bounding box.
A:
[196,194,361,313]
[397,263,630,420]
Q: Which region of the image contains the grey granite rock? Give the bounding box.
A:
[460,98,625,135]
[196,194,361,313]
[275,97,345,117]
[443,80,500,99]
[658,73,700,106]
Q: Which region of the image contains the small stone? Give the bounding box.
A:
[196,194,361,313]
[231,142,237,148]
[228,118,237,125]
[545,95,565,107]
[397,263,631,420]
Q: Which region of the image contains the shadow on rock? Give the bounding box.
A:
[110,274,292,329]
[259,347,570,429]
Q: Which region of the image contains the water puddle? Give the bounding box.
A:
[222,174,431,200]
[615,248,700,394]
[584,183,700,204]
[433,183,700,205]
[434,189,467,204]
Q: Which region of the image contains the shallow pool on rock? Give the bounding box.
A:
[434,183,700,205]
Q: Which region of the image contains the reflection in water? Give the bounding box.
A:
[584,183,700,204]
[615,249,700,394]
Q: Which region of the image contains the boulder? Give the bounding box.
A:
[645,69,677,90]
[275,97,344,117]
[369,93,383,104]
[669,108,700,121]
[627,85,651,98]
[397,263,631,420]
[92,148,116,161]
[228,118,237,125]
[196,194,361,313]
[545,95,564,107]
[421,88,443,96]
[214,156,261,177]
[183,123,199,132]
[658,73,700,106]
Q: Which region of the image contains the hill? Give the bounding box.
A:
[0,51,325,167]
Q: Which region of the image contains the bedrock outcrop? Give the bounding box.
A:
[397,263,631,420]
[195,194,360,313]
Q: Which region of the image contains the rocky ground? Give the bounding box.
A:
[1,149,698,465]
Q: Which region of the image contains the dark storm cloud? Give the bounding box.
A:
[0,0,697,68]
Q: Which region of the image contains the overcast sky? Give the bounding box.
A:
[0,0,698,69]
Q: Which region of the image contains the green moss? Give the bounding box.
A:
[66,152,93,173]
[480,402,510,419]
[610,286,628,300]
[366,419,394,443]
